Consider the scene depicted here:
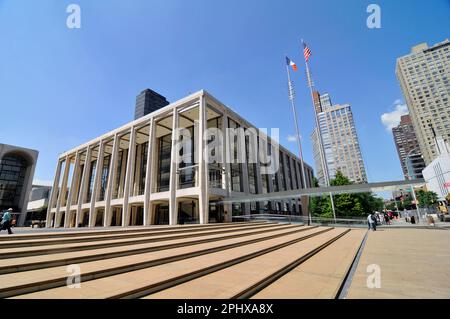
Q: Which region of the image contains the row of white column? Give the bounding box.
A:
[47,99,212,228]
[47,121,156,228]
[46,98,308,228]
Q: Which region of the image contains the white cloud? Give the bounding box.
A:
[381,100,409,131]
[33,179,53,186]
[287,135,297,142]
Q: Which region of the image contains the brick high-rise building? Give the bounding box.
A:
[392,114,425,179]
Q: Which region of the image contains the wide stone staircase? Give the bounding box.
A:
[0,222,366,299]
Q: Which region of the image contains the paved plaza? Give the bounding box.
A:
[347,228,450,298]
[0,221,449,299]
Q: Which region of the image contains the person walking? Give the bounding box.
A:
[371,213,377,231]
[380,213,386,225]
[0,208,14,235]
[384,213,390,225]
[367,213,376,231]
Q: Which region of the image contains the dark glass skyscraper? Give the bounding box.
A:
[134,89,169,119]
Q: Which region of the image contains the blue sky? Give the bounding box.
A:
[0,0,449,185]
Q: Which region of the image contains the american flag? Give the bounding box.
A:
[303,42,311,62]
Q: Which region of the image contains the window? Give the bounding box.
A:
[0,154,29,211]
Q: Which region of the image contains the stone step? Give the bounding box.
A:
[0,223,296,275]
[0,221,264,241]
[250,229,366,299]
[0,225,309,297]
[0,223,280,259]
[142,228,350,299]
[1,222,276,248]
[11,227,331,299]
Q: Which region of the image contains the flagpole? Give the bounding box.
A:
[285,60,310,226]
[301,40,336,222]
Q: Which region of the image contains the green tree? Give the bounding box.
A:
[330,171,352,186]
[385,201,396,211]
[310,177,332,217]
[309,171,381,218]
[416,190,439,208]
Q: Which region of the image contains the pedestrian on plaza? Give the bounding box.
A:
[367,213,376,231]
[0,208,14,235]
[380,213,386,224]
[384,213,390,225]
[405,211,410,223]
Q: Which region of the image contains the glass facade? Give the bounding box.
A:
[178,126,196,189]
[0,154,28,211]
[157,134,171,192]
[207,117,223,188]
[279,151,287,191]
[99,155,110,201]
[86,159,97,203]
[137,142,148,195]
[229,118,243,192]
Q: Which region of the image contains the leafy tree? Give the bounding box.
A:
[416,190,438,208]
[309,195,333,218]
[385,201,397,211]
[309,170,383,218]
[330,171,352,186]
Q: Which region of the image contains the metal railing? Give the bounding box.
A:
[232,213,369,227]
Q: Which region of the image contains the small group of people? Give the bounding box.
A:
[404,211,416,224]
[0,208,14,235]
[367,210,398,230]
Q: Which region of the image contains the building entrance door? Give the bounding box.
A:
[59,212,65,227]
[154,204,169,225]
[209,201,224,223]
[178,201,197,224]
[110,207,122,226]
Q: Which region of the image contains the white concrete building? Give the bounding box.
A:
[422,137,450,201]
[46,90,314,228]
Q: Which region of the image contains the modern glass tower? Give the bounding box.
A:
[310,92,367,185]
[134,89,170,120]
[396,39,450,165]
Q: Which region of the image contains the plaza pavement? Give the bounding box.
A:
[0,220,449,299]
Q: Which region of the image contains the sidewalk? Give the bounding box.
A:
[378,216,450,229]
[347,228,450,298]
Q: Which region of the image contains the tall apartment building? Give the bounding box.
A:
[46,90,314,228]
[311,92,367,185]
[392,114,426,179]
[396,39,450,165]
[134,89,170,120]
